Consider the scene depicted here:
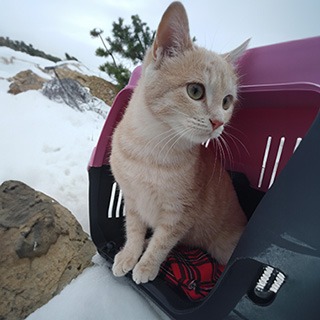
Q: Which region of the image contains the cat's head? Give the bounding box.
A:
[141,1,249,145]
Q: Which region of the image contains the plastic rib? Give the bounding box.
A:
[115,189,123,218]
[293,137,302,153]
[258,136,272,188]
[269,137,285,189]
[108,182,117,218]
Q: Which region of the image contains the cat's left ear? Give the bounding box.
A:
[152,2,193,62]
[223,39,250,65]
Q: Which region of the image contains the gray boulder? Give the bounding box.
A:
[41,77,108,116]
[8,70,46,95]
[0,180,96,320]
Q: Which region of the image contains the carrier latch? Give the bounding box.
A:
[249,265,286,305]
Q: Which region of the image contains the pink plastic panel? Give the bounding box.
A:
[89,37,320,192]
[238,36,320,86]
[223,87,320,191]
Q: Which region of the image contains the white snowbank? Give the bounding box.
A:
[0,80,104,231]
[0,47,53,79]
[0,47,165,320]
[26,255,164,320]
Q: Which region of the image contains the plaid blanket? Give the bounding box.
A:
[159,245,225,301]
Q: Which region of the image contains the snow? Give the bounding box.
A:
[26,255,164,320]
[56,60,114,83]
[0,47,166,319]
[0,47,53,79]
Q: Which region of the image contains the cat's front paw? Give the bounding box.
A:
[112,249,139,277]
[132,260,160,284]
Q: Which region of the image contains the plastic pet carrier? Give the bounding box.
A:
[88,37,320,319]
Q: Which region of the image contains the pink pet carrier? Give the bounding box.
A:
[88,37,320,320]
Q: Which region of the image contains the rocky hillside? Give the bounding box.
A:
[1,46,118,114]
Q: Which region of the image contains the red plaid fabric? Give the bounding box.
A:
[159,245,225,301]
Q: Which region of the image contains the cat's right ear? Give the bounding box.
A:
[152,2,193,63]
[223,39,251,65]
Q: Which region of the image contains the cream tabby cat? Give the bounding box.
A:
[110,1,248,284]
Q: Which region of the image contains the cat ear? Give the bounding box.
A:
[152,2,193,61]
[223,39,250,65]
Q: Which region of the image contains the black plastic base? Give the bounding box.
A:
[88,114,320,320]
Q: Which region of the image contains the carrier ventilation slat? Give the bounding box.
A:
[293,137,302,152]
[202,139,211,148]
[108,182,125,218]
[108,136,303,214]
[258,136,272,188]
[108,183,117,218]
[258,136,302,189]
[268,137,286,188]
[115,189,123,218]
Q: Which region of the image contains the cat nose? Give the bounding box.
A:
[209,119,224,131]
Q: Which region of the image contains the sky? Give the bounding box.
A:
[1,0,320,74]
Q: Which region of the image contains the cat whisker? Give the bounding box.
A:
[225,123,246,136]
[158,126,191,161]
[212,138,225,183]
[165,105,191,119]
[164,128,194,160]
[219,134,234,167]
[224,124,249,152]
[211,139,219,177]
[215,137,225,166]
[149,130,183,158]
[199,140,219,192]
[141,127,177,156]
[222,132,241,160]
[223,128,250,158]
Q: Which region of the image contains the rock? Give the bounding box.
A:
[79,74,117,106]
[8,70,46,94]
[6,64,117,109]
[42,77,92,110]
[41,77,109,116]
[0,181,96,320]
[53,67,118,106]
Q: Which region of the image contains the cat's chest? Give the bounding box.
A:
[123,156,193,190]
[132,177,185,228]
[121,161,193,228]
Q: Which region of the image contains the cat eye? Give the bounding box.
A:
[187,83,205,100]
[222,94,233,110]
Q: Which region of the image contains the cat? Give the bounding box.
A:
[110,1,249,285]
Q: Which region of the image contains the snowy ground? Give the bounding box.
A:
[0,48,165,319]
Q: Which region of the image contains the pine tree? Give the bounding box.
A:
[90,15,155,91]
[65,53,79,61]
